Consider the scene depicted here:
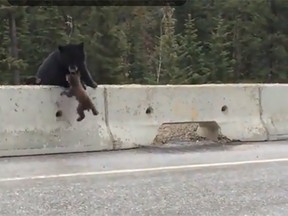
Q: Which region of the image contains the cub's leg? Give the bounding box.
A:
[76,104,85,121]
[91,103,99,116]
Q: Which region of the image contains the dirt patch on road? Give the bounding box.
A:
[153,123,231,145]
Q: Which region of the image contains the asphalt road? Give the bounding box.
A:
[1,141,288,216]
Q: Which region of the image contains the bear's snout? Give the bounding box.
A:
[68,65,78,73]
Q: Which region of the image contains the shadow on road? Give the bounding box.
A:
[137,141,244,154]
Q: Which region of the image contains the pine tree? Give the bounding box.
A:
[178,14,209,84]
[206,15,235,83]
[122,6,160,84]
[0,5,28,84]
[156,6,181,84]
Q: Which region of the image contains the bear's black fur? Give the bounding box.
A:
[35,42,97,89]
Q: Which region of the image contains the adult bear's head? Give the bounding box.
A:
[58,42,85,73]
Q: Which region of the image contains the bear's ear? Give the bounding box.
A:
[58,45,64,52]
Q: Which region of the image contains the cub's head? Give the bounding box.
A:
[58,42,85,73]
[66,70,81,87]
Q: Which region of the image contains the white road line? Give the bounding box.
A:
[0,158,287,182]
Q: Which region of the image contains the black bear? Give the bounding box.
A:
[61,70,99,121]
[35,42,97,89]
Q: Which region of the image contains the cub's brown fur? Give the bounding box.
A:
[60,71,98,121]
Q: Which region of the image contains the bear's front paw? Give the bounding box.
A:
[91,82,98,89]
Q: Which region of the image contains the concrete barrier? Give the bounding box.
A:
[260,84,288,140]
[0,86,112,157]
[0,84,281,157]
[105,84,267,148]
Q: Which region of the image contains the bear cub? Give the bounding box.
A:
[60,70,99,122]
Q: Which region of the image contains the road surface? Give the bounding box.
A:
[0,141,288,216]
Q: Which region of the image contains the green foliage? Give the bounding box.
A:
[177,14,209,84]
[155,6,181,84]
[205,15,236,83]
[1,2,288,84]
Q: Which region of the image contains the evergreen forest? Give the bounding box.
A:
[1,0,288,85]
